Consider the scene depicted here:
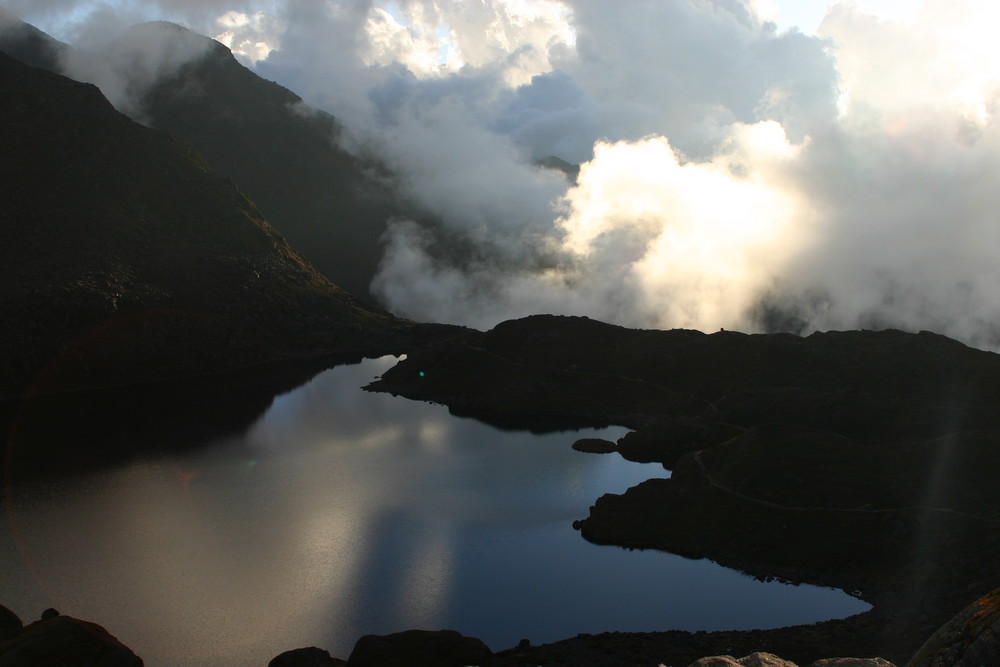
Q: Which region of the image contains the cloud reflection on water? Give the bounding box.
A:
[2,358,867,665]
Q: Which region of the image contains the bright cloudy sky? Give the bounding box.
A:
[7,0,1000,349]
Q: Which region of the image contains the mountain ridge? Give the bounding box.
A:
[109,20,400,298]
[0,6,67,71]
[0,49,449,400]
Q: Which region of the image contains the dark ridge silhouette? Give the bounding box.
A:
[0,50,446,400]
[114,21,401,299]
[0,6,67,71]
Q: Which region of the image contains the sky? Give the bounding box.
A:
[7,0,1000,349]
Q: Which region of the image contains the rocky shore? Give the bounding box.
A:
[8,584,1000,665]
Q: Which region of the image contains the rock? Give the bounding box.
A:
[687,653,799,667]
[347,629,493,667]
[0,612,144,666]
[572,438,617,453]
[269,646,346,666]
[810,660,896,667]
[741,654,801,667]
[688,657,748,667]
[0,603,23,642]
[906,586,1000,667]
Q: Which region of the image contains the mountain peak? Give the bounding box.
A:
[0,6,69,71]
[116,20,231,59]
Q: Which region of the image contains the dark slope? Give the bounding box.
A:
[0,51,440,400]
[0,6,67,71]
[112,21,397,298]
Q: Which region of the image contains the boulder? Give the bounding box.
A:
[741,655,801,667]
[571,438,617,454]
[687,653,799,667]
[0,604,23,642]
[906,586,1000,667]
[0,612,143,665]
[347,629,492,667]
[688,658,749,667]
[269,646,345,666]
[810,660,896,667]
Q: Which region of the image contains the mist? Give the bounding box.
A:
[12,0,1000,348]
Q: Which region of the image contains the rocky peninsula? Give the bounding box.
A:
[364,314,1000,665]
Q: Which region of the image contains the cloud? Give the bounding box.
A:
[56,20,216,117]
[362,0,1000,349]
[213,9,283,64]
[749,0,1000,348]
[373,120,809,331]
[351,0,838,331]
[15,0,1000,348]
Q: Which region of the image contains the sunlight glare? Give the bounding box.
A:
[557,122,808,330]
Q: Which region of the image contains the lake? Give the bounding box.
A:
[0,356,868,666]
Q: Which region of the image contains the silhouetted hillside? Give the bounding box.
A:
[0,6,67,71]
[115,21,397,298]
[0,51,435,399]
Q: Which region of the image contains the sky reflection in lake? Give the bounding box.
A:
[1,357,868,666]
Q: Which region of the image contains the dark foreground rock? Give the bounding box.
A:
[347,629,493,667]
[0,604,22,642]
[687,655,894,667]
[687,653,798,667]
[275,624,902,667]
[268,646,346,666]
[905,586,1000,667]
[0,605,143,666]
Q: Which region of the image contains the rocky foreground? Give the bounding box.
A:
[6,584,1000,665]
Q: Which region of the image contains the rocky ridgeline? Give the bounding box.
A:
[7,584,1000,665]
[266,634,898,667]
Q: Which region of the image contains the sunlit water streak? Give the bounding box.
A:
[0,357,868,666]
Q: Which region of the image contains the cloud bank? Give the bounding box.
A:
[13,0,1000,348]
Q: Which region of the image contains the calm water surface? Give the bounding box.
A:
[1,357,868,666]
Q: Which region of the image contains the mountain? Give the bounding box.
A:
[108,21,398,299]
[0,6,67,71]
[0,16,402,299]
[0,50,439,400]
